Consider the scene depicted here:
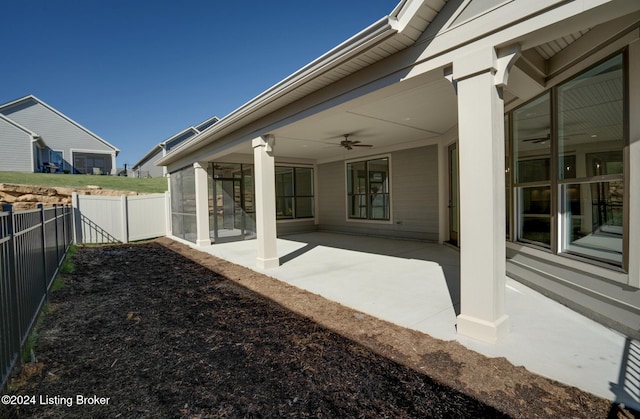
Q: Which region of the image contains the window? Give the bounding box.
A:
[557,54,625,265]
[347,158,389,220]
[513,93,552,247]
[507,53,626,267]
[49,150,63,171]
[275,166,314,219]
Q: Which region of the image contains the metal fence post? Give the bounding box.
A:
[1,204,22,391]
[121,195,129,244]
[38,204,48,297]
[53,204,60,265]
[72,192,82,244]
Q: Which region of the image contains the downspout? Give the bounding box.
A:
[161,143,168,177]
[30,135,42,173]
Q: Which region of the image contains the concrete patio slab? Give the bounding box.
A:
[183,232,638,410]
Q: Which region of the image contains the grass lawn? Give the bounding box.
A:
[0,172,168,194]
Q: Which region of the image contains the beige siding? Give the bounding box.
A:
[391,146,439,235]
[138,149,165,178]
[277,220,317,236]
[317,160,346,227]
[317,145,439,241]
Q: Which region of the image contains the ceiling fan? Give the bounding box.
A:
[338,134,373,150]
[522,133,550,144]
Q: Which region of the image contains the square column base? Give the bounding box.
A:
[256,257,279,270]
[196,239,211,247]
[457,314,510,344]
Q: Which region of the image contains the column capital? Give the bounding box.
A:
[452,44,520,87]
[252,135,275,153]
[452,47,497,82]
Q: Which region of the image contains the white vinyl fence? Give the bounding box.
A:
[73,192,169,244]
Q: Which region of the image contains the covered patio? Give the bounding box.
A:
[180,231,636,407]
[158,1,640,408]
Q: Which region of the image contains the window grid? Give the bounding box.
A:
[347,158,390,221]
[275,166,314,220]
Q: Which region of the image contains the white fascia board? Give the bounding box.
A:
[158,17,398,167]
[158,0,440,168]
[213,17,394,127]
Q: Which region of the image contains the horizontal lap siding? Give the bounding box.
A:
[392,146,439,237]
[317,160,345,227]
[317,145,439,241]
[2,101,113,172]
[277,220,317,235]
[0,119,32,172]
[138,150,164,178]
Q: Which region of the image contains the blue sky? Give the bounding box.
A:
[1,1,398,167]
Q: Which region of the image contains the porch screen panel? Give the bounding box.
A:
[170,166,197,243]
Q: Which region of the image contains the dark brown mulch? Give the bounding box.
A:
[1,240,632,418]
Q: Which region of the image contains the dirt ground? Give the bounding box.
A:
[1,239,634,418]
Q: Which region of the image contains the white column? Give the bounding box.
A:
[111,152,117,175]
[252,135,279,269]
[452,47,517,343]
[628,38,640,287]
[194,161,211,246]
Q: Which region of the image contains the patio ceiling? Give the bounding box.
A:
[215,71,459,163]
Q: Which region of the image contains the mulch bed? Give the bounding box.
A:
[1,240,633,418]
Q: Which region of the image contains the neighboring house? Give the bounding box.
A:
[132,115,218,178]
[158,0,640,346]
[0,95,119,174]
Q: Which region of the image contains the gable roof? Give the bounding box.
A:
[0,94,120,154]
[195,115,220,132]
[132,115,219,169]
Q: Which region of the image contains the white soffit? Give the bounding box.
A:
[534,29,591,60]
[277,0,443,109]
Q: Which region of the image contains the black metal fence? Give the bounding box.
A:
[1,204,73,393]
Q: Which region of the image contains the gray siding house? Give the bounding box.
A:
[0,95,119,174]
[132,116,218,178]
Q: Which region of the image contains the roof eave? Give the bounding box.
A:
[158,18,395,166]
[133,126,199,168]
[159,0,433,166]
